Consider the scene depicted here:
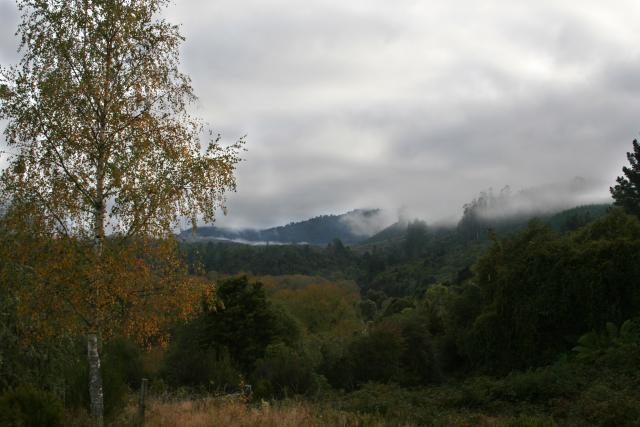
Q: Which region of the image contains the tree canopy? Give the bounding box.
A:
[0,0,243,424]
[0,0,243,237]
[611,139,640,216]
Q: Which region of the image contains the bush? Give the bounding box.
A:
[346,324,403,386]
[103,338,143,389]
[63,340,131,418]
[504,415,557,427]
[399,314,440,385]
[163,276,302,390]
[358,299,377,321]
[467,212,640,372]
[0,386,64,427]
[450,376,498,408]
[336,383,436,424]
[163,344,242,392]
[569,383,640,427]
[252,343,316,399]
[495,363,578,403]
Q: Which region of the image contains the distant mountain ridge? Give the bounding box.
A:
[360,203,612,248]
[179,209,388,245]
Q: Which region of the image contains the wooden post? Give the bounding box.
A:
[138,378,148,426]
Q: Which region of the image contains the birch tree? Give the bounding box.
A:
[0,0,243,424]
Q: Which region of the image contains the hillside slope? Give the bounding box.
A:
[180,209,389,245]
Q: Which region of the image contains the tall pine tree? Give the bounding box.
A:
[611,139,640,216]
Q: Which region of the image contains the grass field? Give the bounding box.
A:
[86,393,560,427]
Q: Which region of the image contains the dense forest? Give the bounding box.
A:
[2,191,640,425]
[180,209,384,246]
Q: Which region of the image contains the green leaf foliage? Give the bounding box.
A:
[163,276,301,390]
[611,139,640,216]
[466,209,640,371]
[0,386,64,427]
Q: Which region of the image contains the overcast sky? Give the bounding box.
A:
[1,0,638,229]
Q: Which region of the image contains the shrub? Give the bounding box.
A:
[0,386,64,427]
[495,363,578,403]
[399,314,440,385]
[103,338,143,389]
[163,344,242,392]
[337,382,413,416]
[450,376,498,408]
[64,341,131,418]
[252,343,316,399]
[336,382,436,424]
[347,324,403,385]
[163,276,303,390]
[358,299,377,321]
[569,383,640,427]
[504,415,557,427]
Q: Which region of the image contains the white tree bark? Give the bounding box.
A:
[89,182,106,425]
[87,333,104,427]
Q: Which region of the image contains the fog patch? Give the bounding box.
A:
[339,209,396,236]
[464,177,610,222]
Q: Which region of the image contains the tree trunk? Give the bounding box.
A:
[89,176,106,425]
[87,333,104,427]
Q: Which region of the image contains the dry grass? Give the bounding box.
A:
[80,394,555,427]
[111,396,387,427]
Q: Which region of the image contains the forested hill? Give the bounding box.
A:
[360,203,611,248]
[179,208,389,245]
[181,204,612,296]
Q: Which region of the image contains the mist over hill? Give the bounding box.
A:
[179,208,393,245]
[181,178,609,247]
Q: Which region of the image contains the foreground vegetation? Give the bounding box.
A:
[1,122,639,426]
[2,202,640,426]
[106,395,558,427]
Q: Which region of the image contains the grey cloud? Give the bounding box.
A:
[0,2,18,64]
[2,0,638,230]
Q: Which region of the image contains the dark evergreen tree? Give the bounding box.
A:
[404,220,429,258]
[163,276,300,388]
[611,139,640,216]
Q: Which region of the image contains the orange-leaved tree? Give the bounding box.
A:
[0,0,242,424]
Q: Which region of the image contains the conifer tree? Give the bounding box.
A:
[611,139,640,216]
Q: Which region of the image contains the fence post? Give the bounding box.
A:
[139,378,148,426]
